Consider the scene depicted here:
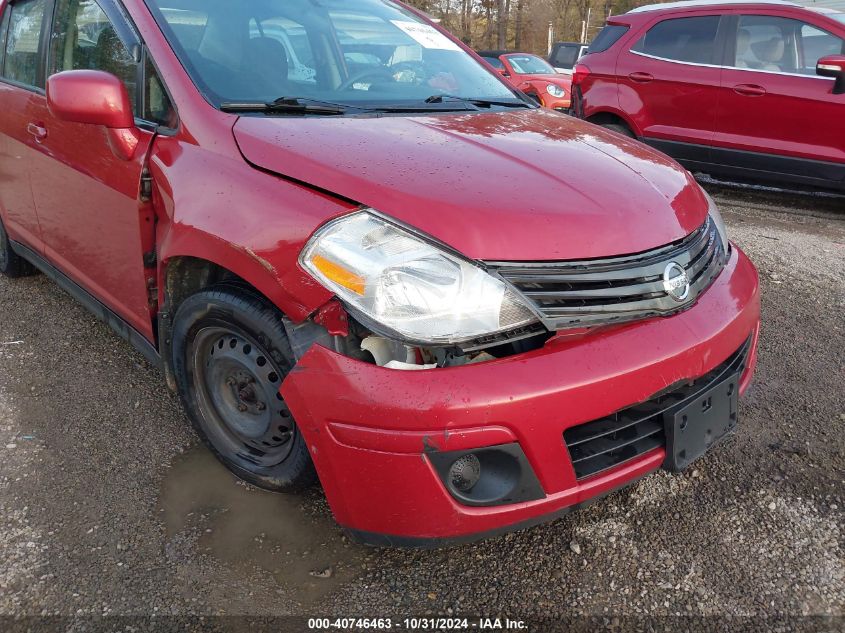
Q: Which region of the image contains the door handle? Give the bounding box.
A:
[733,84,766,97]
[629,71,654,83]
[26,122,48,142]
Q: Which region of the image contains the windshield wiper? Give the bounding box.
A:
[424,95,533,109]
[220,97,350,115]
[367,103,476,113]
[221,99,466,116]
[365,98,506,114]
[220,95,533,116]
[268,97,475,115]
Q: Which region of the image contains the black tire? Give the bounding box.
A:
[600,122,635,138]
[171,286,317,492]
[0,217,36,278]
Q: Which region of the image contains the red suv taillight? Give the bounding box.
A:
[572,63,591,87]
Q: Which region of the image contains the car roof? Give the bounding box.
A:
[476,50,546,59]
[476,50,514,58]
[805,6,845,16]
[628,0,801,13]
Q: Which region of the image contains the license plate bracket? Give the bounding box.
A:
[663,371,740,472]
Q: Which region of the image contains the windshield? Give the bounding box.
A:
[144,0,520,111]
[505,54,556,75]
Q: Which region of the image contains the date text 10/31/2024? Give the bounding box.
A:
[307,617,529,630]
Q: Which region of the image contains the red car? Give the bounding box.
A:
[0,0,759,546]
[572,0,845,191]
[479,50,572,111]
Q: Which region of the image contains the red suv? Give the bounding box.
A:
[573,0,845,191]
[0,0,760,546]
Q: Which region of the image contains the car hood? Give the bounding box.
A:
[233,108,708,261]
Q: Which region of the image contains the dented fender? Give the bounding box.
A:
[147,135,357,324]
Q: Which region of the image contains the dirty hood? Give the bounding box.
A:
[233,108,709,261]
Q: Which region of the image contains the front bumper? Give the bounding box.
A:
[541,94,572,112]
[281,247,760,546]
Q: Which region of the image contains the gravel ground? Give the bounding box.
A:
[0,184,843,630]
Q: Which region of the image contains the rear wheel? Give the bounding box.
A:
[0,217,36,278]
[171,287,316,492]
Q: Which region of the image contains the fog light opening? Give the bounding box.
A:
[429,444,545,507]
[449,454,482,493]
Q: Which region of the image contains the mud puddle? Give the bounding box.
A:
[160,447,365,607]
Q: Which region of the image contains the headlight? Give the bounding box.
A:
[546,84,566,98]
[300,211,538,345]
[703,189,730,255]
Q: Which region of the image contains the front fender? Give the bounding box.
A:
[149,137,357,323]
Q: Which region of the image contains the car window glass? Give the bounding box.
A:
[733,16,798,73]
[4,0,48,87]
[50,0,138,108]
[144,55,176,127]
[632,15,720,65]
[249,15,316,88]
[0,9,11,72]
[588,25,629,54]
[161,7,207,49]
[731,15,843,75]
[506,54,555,74]
[799,23,845,72]
[482,55,505,70]
[550,44,581,68]
[145,0,516,108]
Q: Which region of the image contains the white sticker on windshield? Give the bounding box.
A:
[391,20,462,51]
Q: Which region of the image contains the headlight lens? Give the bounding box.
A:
[300,211,538,344]
[703,190,730,255]
[546,84,566,98]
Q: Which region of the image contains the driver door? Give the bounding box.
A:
[26,0,160,340]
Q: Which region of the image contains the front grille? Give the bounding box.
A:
[487,219,727,331]
[563,337,752,480]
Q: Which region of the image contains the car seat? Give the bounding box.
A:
[243,37,290,97]
[735,29,753,68]
[751,36,785,72]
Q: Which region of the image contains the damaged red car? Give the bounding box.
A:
[478,50,572,111]
[0,0,760,546]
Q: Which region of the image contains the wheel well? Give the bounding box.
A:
[160,256,269,389]
[163,256,244,315]
[586,112,635,134]
[523,90,542,105]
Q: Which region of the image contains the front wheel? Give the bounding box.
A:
[171,287,316,492]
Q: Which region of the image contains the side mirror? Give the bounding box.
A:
[46,70,140,160]
[497,67,510,78]
[816,55,845,95]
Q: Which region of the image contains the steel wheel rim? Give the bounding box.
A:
[191,326,296,468]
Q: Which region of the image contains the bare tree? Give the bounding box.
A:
[496,0,512,49]
[514,0,525,49]
[460,0,474,44]
[406,0,655,55]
